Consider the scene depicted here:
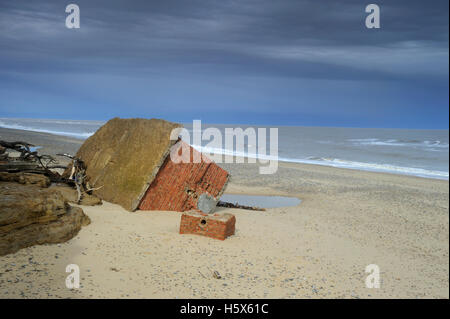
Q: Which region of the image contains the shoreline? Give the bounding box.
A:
[0,126,449,298]
[1,126,447,181]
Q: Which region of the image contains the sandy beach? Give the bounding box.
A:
[0,127,448,299]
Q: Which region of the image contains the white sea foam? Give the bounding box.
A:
[348,138,449,149]
[0,119,96,139]
[193,145,449,180]
[297,157,449,180]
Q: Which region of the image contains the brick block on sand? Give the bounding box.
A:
[179,212,236,240]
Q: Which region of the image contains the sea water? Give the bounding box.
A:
[0,118,448,180]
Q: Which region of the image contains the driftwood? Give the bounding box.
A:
[0,140,100,204]
[0,140,65,182]
[56,153,103,203]
[217,201,265,211]
[0,140,57,169]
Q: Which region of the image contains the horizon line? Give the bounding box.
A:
[0,116,448,131]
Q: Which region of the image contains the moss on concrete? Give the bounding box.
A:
[74,118,181,211]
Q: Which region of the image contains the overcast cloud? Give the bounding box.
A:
[0,0,448,128]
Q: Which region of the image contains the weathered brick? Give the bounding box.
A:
[179,211,236,240]
[139,142,229,212]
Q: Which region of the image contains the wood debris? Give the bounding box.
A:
[0,140,101,204]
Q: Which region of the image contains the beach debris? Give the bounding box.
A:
[180,211,236,240]
[57,153,103,204]
[0,140,65,181]
[198,270,207,279]
[0,140,102,205]
[0,140,39,160]
[68,118,229,212]
[62,118,183,211]
[197,193,219,214]
[206,266,222,279]
[217,201,265,211]
[139,140,229,213]
[0,142,68,193]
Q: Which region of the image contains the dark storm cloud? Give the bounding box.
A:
[1,0,448,78]
[0,0,448,127]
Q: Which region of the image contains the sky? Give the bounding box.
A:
[0,0,448,129]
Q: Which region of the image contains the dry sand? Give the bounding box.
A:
[0,128,448,298]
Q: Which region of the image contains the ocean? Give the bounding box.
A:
[0,118,448,180]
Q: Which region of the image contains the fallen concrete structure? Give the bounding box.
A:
[68,118,182,211]
[72,118,229,213]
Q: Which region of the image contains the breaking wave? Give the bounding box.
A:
[348,138,449,150]
[193,145,449,180]
[0,119,97,139]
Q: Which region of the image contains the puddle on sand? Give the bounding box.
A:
[219,194,301,208]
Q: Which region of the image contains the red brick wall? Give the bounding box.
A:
[179,212,236,240]
[138,142,229,211]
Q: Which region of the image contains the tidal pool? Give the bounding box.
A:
[219,194,301,208]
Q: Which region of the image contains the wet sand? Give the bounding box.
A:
[0,127,448,298]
